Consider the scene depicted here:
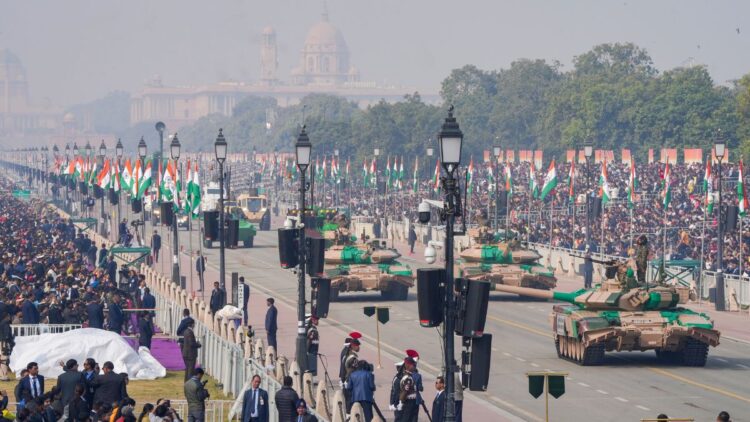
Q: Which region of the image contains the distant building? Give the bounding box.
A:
[130,11,437,129]
[0,49,61,146]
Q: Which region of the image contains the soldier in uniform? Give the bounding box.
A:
[389,360,405,419]
[339,332,361,412]
[616,261,638,291]
[635,235,649,285]
[305,315,319,376]
[396,357,419,422]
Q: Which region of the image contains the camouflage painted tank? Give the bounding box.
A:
[458,229,557,290]
[321,215,414,301]
[494,276,720,366]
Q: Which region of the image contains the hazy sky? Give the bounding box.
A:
[2,0,749,107]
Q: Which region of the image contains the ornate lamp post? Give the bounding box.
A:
[138,137,148,241]
[438,106,463,422]
[215,129,228,288]
[294,125,312,372]
[714,133,726,311]
[115,139,124,223]
[493,145,501,230]
[171,134,182,285]
[98,140,107,234]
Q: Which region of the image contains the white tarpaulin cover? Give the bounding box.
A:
[10,328,166,380]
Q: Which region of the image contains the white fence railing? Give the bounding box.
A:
[11,324,82,337]
[167,399,234,422]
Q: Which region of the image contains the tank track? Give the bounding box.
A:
[555,335,605,366]
[681,339,709,367]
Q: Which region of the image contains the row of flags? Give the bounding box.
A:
[55,155,202,215]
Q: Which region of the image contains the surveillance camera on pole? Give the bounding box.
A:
[418,201,431,224]
[424,244,436,264]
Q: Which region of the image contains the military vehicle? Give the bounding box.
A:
[202,206,257,248]
[321,215,414,301]
[493,271,720,366]
[457,228,557,291]
[237,188,271,230]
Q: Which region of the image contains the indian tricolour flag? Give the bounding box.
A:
[97,159,111,189]
[539,159,557,201]
[467,157,475,194]
[599,159,611,206]
[505,165,513,195]
[739,159,748,217]
[362,159,369,187]
[529,160,539,199]
[189,162,201,215]
[661,162,671,209]
[120,159,133,193]
[160,160,176,202]
[138,160,153,199]
[412,156,419,193]
[432,159,440,194]
[568,161,575,205]
[627,162,637,209]
[704,158,714,214]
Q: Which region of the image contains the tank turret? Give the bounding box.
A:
[324,244,401,265]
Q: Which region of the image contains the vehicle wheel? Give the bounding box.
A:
[244,237,254,248]
[393,284,409,301]
[681,339,708,367]
[655,349,678,363]
[329,287,340,302]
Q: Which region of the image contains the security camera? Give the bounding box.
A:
[424,244,436,264]
[418,201,431,224]
[283,218,293,229]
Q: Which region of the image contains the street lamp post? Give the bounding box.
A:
[52,145,59,200]
[584,141,594,251]
[156,122,165,199]
[334,148,340,207]
[493,145,501,230]
[438,106,463,422]
[116,139,124,226]
[171,134,182,285]
[373,148,380,217]
[65,144,71,213]
[294,125,312,372]
[138,137,148,242]
[215,129,228,288]
[98,140,107,235]
[714,133,726,311]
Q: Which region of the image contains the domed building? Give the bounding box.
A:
[291,11,358,86]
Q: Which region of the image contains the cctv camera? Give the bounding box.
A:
[418,201,431,224]
[283,218,293,229]
[424,244,436,264]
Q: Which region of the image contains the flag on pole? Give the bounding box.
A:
[412,157,419,193]
[132,159,142,199]
[121,159,133,193]
[370,158,377,187]
[704,158,714,214]
[568,161,576,205]
[97,159,111,189]
[739,159,748,217]
[112,160,120,193]
[661,162,671,209]
[362,159,369,187]
[399,156,405,190]
[504,165,513,195]
[190,162,201,215]
[386,156,392,188]
[185,159,193,214]
[137,160,153,199]
[529,161,539,199]
[539,159,557,201]
[467,157,475,194]
[599,159,611,206]
[160,161,176,202]
[345,157,350,181]
[627,161,638,209]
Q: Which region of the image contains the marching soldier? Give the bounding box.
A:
[635,235,649,285]
[339,332,361,412]
[389,360,405,419]
[396,357,419,422]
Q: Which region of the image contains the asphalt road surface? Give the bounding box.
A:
[152,222,750,422]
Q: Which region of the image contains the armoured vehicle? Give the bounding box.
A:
[494,267,720,366]
[237,188,271,230]
[457,228,557,291]
[322,215,414,301]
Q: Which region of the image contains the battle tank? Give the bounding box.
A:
[493,272,720,366]
[457,228,557,290]
[321,215,414,301]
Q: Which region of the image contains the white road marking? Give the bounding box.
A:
[531,363,540,368]
[615,397,628,403]
[577,382,590,388]
[503,352,511,357]
[596,389,608,395]
[515,357,526,362]
[492,348,499,352]
[636,405,650,411]
[737,364,750,369]
[716,358,728,363]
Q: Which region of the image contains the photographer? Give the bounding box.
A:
[184,368,209,422]
[346,359,376,422]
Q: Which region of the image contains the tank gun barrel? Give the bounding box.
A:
[492,284,556,300]
[569,253,618,266]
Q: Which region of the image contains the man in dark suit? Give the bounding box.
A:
[241,375,269,422]
[21,295,40,324]
[107,294,124,334]
[151,230,161,264]
[264,298,277,351]
[86,298,105,329]
[56,359,84,406]
[209,281,225,314]
[240,277,250,325]
[106,256,117,286]
[141,288,156,312]
[98,243,108,268]
[138,312,154,349]
[91,361,126,406]
[195,252,206,292]
[176,308,194,337]
[18,362,44,403]
[180,319,200,382]
[432,375,446,422]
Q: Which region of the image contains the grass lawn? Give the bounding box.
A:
[0,371,230,405]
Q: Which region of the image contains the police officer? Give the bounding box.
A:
[635,235,649,285]
[306,315,319,376]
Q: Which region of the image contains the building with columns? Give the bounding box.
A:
[130,12,437,129]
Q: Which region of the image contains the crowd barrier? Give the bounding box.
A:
[167,399,234,422]
[11,324,82,337]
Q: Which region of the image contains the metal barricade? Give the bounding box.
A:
[165,399,234,422]
[11,324,82,337]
